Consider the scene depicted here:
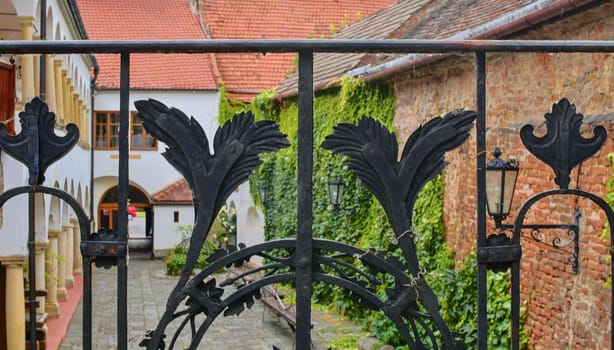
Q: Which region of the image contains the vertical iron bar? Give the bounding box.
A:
[475,50,488,350]
[82,254,92,350]
[295,50,314,350]
[28,192,37,350]
[31,5,47,346]
[117,52,130,350]
[39,0,46,104]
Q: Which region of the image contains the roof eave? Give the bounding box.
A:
[272,0,601,100]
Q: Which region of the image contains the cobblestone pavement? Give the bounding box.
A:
[59,255,361,350]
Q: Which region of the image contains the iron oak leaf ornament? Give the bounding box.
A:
[0,97,79,185]
[134,99,289,349]
[322,110,475,349]
[520,98,606,189]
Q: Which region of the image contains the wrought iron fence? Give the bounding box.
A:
[0,39,613,350]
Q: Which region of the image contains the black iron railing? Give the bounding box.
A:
[0,39,613,350]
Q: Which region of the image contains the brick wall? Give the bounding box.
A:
[391,3,613,348]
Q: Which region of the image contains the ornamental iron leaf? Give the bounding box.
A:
[184,278,224,317]
[322,110,475,349]
[520,98,606,189]
[134,99,289,349]
[0,97,79,185]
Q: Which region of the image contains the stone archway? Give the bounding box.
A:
[97,185,152,239]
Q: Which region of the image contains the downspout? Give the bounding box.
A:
[355,0,598,83]
[40,0,46,101]
[90,64,99,228]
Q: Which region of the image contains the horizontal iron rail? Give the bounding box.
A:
[0,39,613,54]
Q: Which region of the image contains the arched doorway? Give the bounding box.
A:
[98,185,152,238]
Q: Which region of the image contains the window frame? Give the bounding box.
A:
[94,110,157,150]
[130,112,157,150]
[0,61,16,135]
[94,110,120,150]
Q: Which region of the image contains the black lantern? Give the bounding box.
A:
[485,148,519,226]
[328,178,345,210]
[258,184,268,206]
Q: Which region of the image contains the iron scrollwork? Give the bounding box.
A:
[134,99,290,349]
[322,110,476,349]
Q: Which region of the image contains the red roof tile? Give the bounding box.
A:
[77,0,217,90]
[202,0,398,101]
[152,179,193,204]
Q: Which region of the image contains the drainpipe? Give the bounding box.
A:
[90,64,99,229]
[356,0,599,83]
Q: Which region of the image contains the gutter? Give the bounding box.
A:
[66,0,89,40]
[358,0,599,83]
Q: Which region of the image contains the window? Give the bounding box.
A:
[95,111,119,149]
[94,111,157,150]
[131,113,157,150]
[0,62,16,135]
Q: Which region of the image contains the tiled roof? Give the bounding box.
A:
[275,0,429,97]
[152,179,193,204]
[274,0,579,98]
[77,0,217,90]
[202,0,398,101]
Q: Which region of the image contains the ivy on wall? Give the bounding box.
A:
[219,78,526,348]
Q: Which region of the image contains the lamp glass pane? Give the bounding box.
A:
[485,169,504,216]
[502,168,519,214]
[328,183,338,205]
[336,183,344,206]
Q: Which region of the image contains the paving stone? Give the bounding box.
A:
[60,256,362,349]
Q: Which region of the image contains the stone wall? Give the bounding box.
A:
[391,3,613,348]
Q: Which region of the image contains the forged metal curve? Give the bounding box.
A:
[134,100,289,349]
[140,239,460,349]
[520,98,606,189]
[322,111,476,349]
[0,97,79,185]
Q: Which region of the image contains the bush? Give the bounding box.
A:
[165,251,187,276]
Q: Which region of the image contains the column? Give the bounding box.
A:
[56,224,69,301]
[53,60,64,125]
[35,241,48,313]
[45,229,60,317]
[82,103,90,147]
[64,220,74,289]
[71,217,83,275]
[45,55,57,114]
[4,257,26,350]
[72,90,83,144]
[33,45,40,97]
[64,77,72,125]
[18,17,35,102]
[62,72,70,124]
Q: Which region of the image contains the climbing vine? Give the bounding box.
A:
[222,77,526,348]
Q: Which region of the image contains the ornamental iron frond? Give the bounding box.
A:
[134,99,289,349]
[322,110,476,349]
[520,98,606,189]
[0,97,79,185]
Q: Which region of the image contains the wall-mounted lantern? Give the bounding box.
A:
[258,184,268,207]
[485,148,519,227]
[328,177,345,210]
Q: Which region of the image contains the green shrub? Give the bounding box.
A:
[165,251,187,276]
